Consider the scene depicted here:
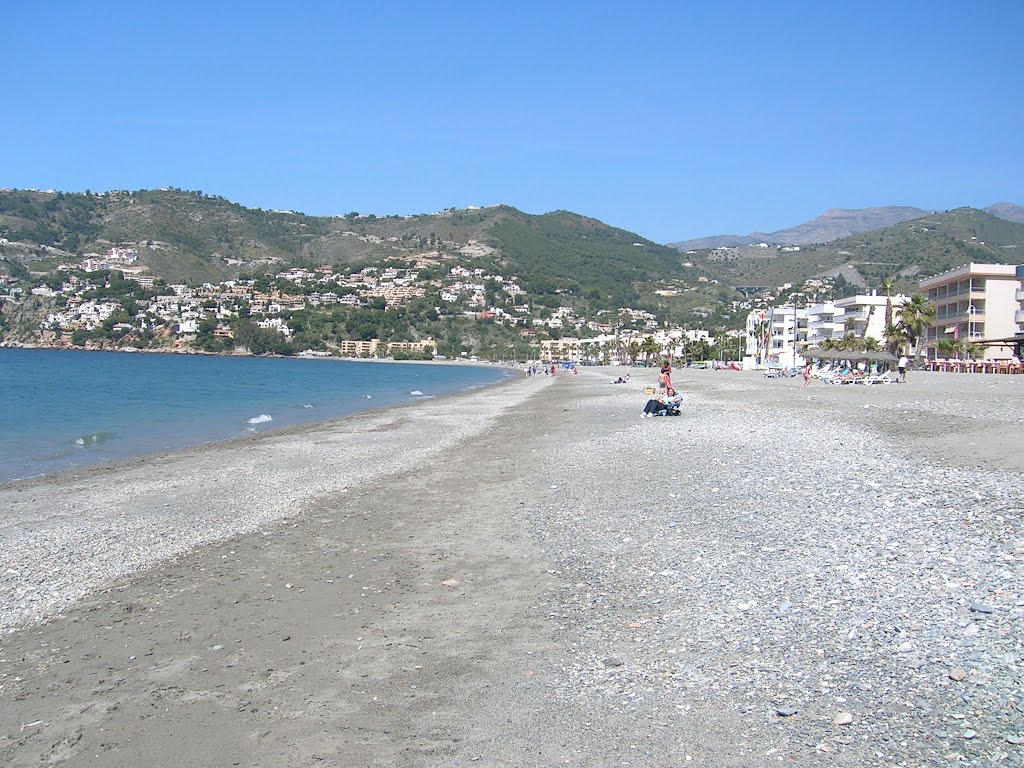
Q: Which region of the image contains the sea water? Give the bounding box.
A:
[0,349,510,483]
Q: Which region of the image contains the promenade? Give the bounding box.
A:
[1,368,1022,766]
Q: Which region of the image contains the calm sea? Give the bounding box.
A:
[0,349,510,483]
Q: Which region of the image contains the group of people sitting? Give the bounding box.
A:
[610,361,684,418]
[642,388,682,417]
[643,362,682,417]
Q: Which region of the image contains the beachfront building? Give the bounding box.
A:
[575,334,618,364]
[804,302,843,347]
[388,338,436,355]
[833,293,907,344]
[541,337,582,362]
[919,263,1023,360]
[743,306,808,367]
[744,309,770,367]
[1017,265,1024,335]
[802,293,908,349]
[339,339,379,357]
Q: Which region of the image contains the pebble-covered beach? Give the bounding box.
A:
[1,367,1021,767]
[520,370,1024,765]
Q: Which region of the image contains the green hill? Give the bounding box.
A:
[0,189,684,307]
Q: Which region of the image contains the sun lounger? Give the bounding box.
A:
[857,371,894,385]
[821,370,863,384]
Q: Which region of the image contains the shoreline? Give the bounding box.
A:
[1,368,1021,766]
[0,370,543,635]
[0,348,518,488]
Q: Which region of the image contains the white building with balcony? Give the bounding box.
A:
[832,293,907,344]
[920,263,1022,360]
[1016,265,1024,331]
[804,302,842,346]
[745,306,807,367]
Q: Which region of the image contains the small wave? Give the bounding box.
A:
[73,432,116,447]
[290,403,315,409]
[410,390,424,396]
[364,394,372,399]
[247,414,273,424]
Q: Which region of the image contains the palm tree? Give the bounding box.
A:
[626,341,640,365]
[639,336,660,366]
[961,341,983,361]
[881,279,895,331]
[936,339,958,360]
[897,294,936,361]
[837,332,860,351]
[753,319,770,365]
[862,336,882,352]
[884,322,903,355]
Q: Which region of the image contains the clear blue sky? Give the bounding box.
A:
[4,1,1021,242]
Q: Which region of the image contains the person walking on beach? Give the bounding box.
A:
[802,361,812,388]
[898,354,909,383]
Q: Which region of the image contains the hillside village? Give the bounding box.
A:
[1,191,1022,365]
[0,244,683,361]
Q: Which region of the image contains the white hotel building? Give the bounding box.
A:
[745,292,907,367]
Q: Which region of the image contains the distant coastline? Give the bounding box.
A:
[0,338,506,367]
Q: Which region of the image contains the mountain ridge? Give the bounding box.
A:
[682,206,1024,295]
[670,203,1024,250]
[985,202,1024,224]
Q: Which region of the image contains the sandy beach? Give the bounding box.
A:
[1,367,1022,767]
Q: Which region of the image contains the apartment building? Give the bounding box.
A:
[540,337,581,361]
[804,303,844,347]
[920,263,1022,360]
[388,338,436,355]
[338,339,379,357]
[832,293,906,343]
[1016,265,1024,330]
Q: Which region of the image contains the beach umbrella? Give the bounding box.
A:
[805,347,841,359]
[862,350,898,363]
[842,350,872,362]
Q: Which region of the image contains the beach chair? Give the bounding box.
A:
[858,371,893,385]
[811,364,837,380]
[821,369,862,384]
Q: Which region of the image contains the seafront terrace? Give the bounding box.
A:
[924,358,1022,374]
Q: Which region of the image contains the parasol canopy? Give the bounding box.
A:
[804,348,898,363]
